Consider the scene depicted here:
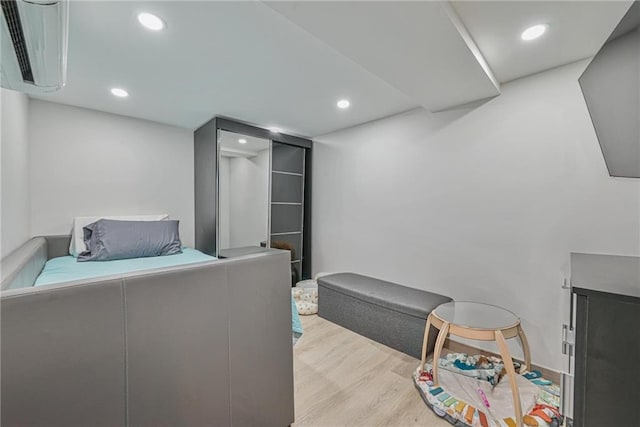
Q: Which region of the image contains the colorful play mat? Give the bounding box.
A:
[413,353,562,427]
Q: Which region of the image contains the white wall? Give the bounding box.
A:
[312,60,640,371]
[29,100,195,246]
[1,89,31,258]
[228,149,269,248]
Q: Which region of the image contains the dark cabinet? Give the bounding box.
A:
[571,253,640,427]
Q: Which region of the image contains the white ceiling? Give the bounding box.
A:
[31,1,416,137]
[28,0,633,137]
[265,1,500,112]
[452,0,634,83]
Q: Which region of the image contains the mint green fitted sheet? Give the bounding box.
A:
[34,248,216,286]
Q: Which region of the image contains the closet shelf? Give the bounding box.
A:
[272,170,303,177]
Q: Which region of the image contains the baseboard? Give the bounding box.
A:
[443,338,561,385]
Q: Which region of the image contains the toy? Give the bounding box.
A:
[477,387,490,408]
[292,283,318,315]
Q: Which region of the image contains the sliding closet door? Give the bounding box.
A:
[270,142,306,281]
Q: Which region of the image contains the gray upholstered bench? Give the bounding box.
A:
[317,273,452,359]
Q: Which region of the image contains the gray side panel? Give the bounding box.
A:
[1,280,126,426]
[227,251,294,426]
[0,237,47,290]
[194,118,218,256]
[125,265,231,427]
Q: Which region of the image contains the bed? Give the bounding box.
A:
[32,245,304,346]
[1,234,296,426]
[33,247,216,286]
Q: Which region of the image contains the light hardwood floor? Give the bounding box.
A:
[293,315,450,427]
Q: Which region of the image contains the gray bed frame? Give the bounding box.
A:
[1,235,294,427]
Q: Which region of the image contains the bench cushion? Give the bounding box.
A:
[318,273,451,318]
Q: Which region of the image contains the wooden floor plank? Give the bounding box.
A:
[293,315,449,427]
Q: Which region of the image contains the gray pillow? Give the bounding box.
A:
[78,219,182,262]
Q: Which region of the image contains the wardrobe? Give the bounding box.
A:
[194,117,313,280]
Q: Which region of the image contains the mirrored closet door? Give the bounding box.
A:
[217,130,270,251]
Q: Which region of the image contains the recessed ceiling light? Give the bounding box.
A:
[137,12,165,31]
[337,99,351,109]
[110,87,129,98]
[521,24,547,41]
[238,138,247,144]
[269,127,282,134]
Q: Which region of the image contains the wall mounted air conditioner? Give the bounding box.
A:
[1,0,69,93]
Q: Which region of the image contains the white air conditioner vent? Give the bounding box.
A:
[1,0,69,93]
